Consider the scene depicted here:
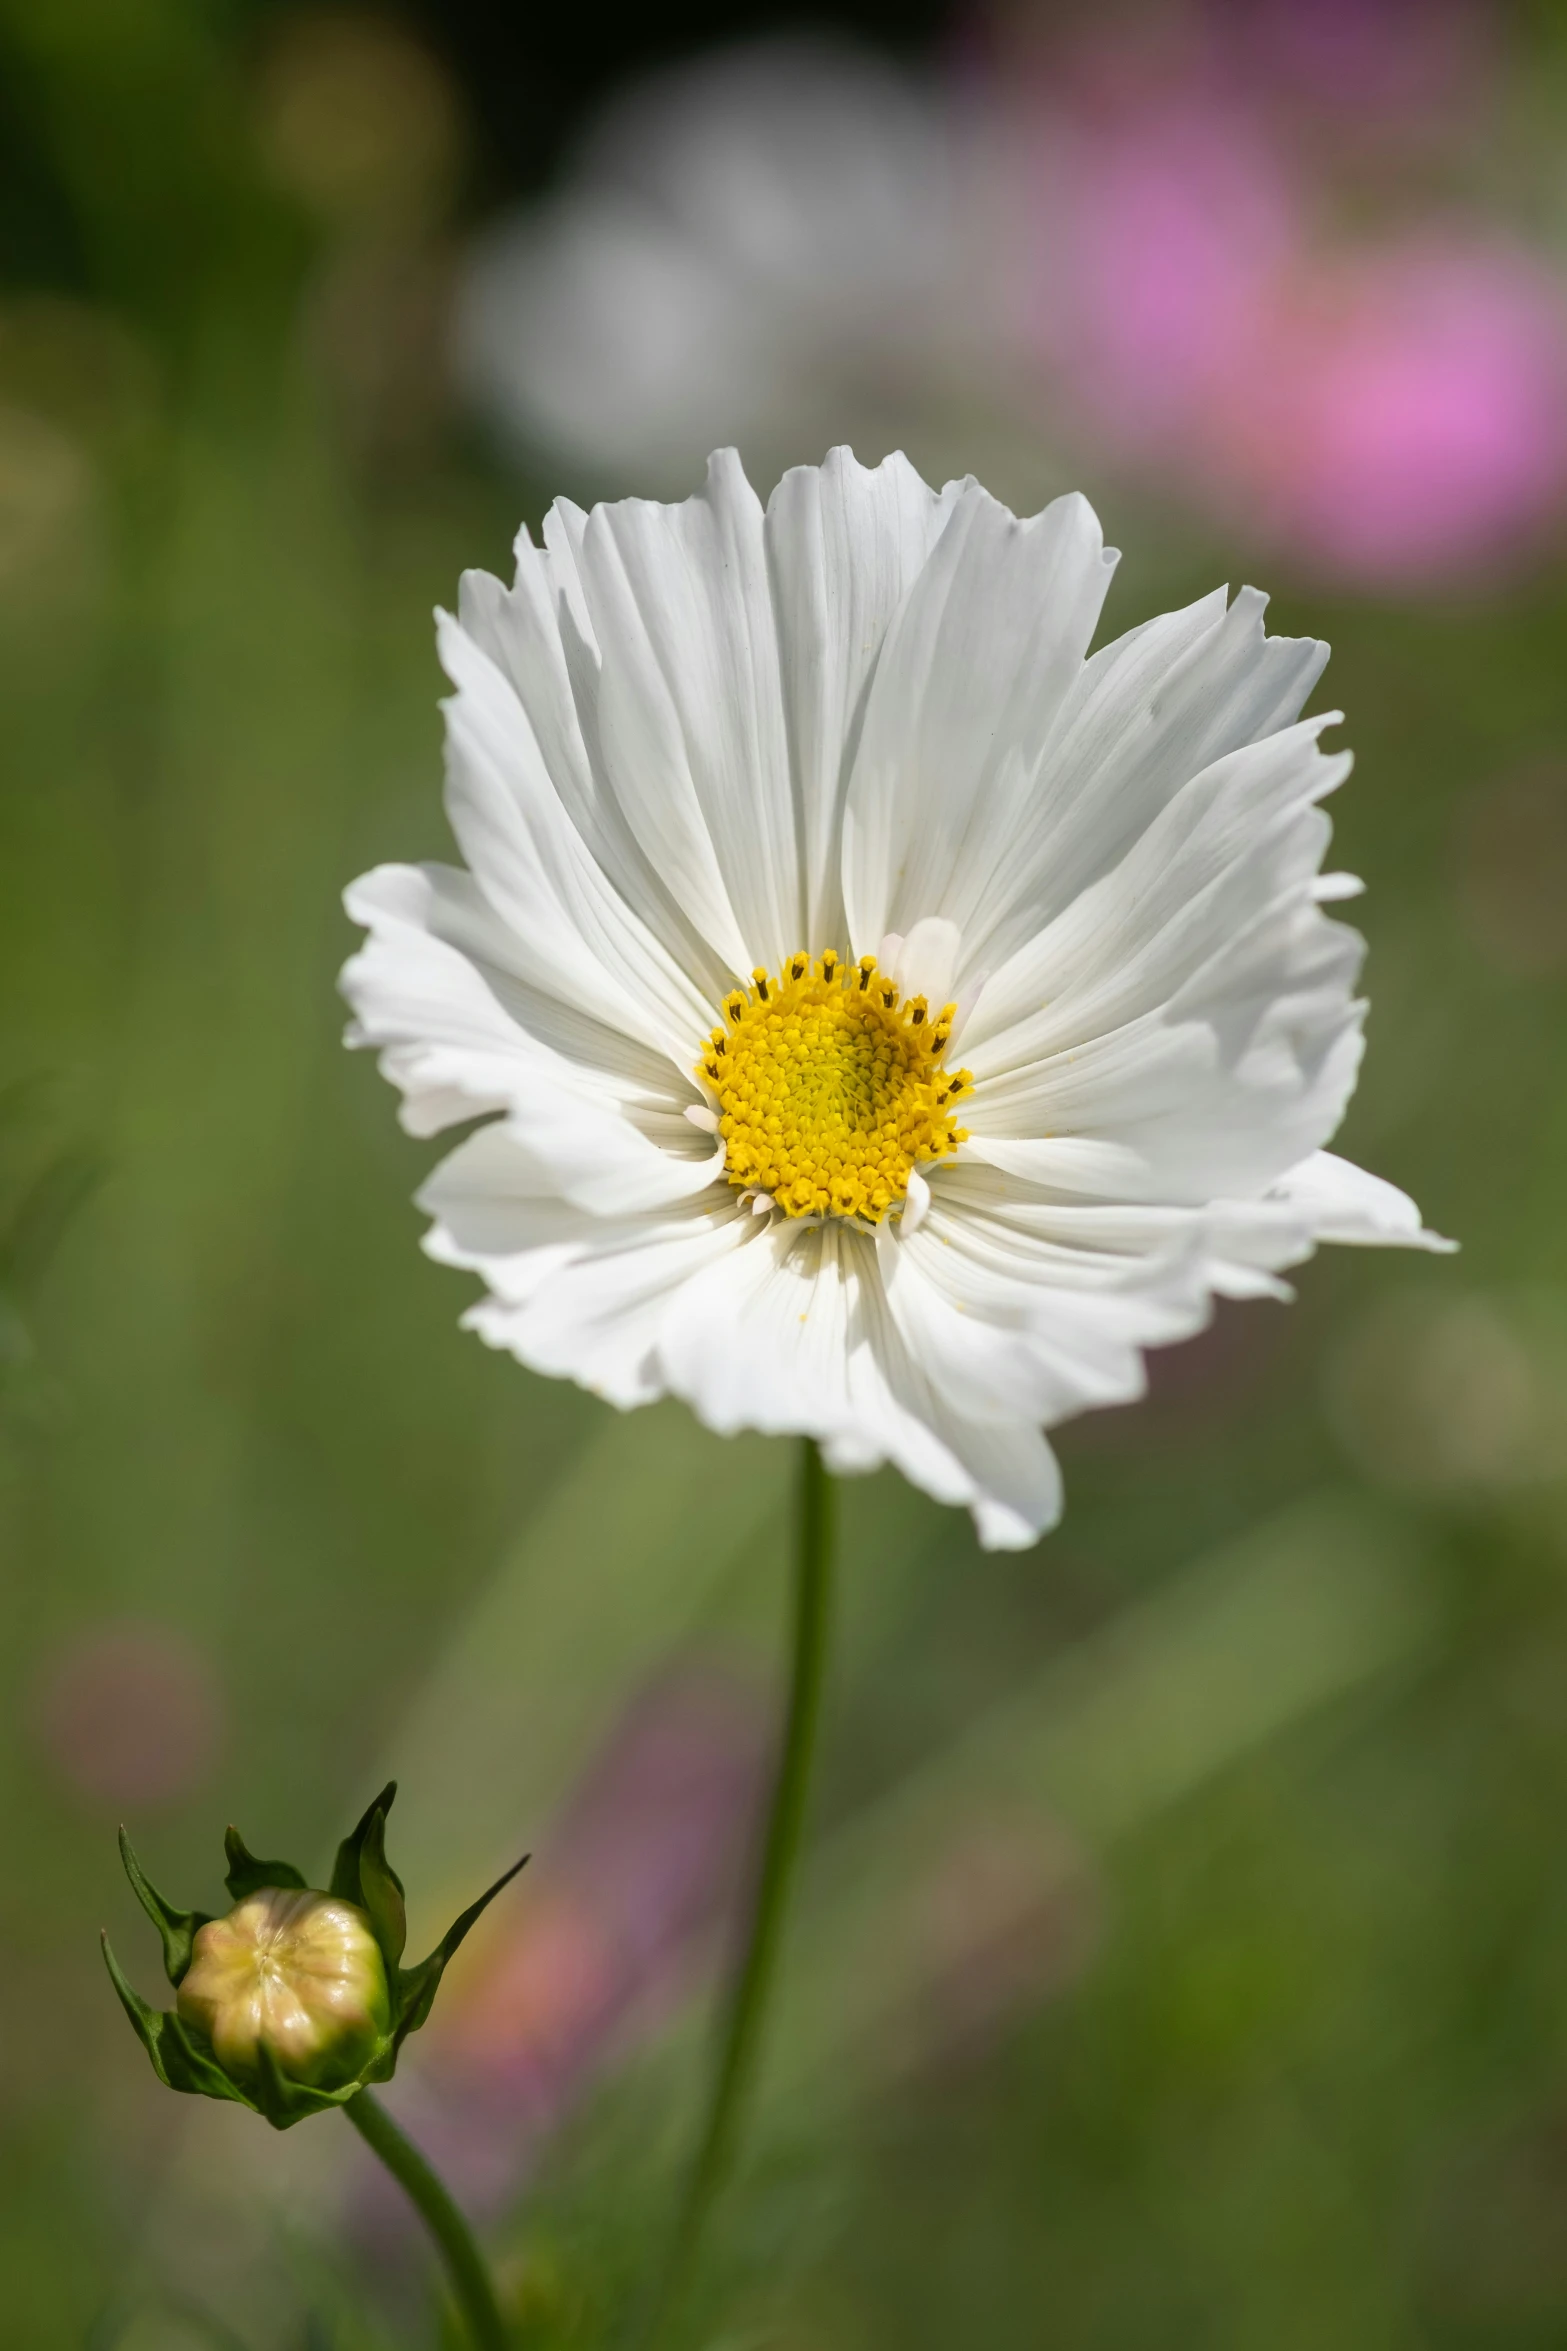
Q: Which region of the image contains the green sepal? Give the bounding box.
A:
[329,1781,406,1967]
[389,1851,529,2047]
[117,1827,210,1986]
[249,2034,390,2132]
[101,1935,253,2107]
[223,1824,308,1904]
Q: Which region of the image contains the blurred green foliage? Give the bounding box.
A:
[3,4,1567,2348]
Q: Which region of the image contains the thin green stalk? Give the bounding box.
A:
[344,2089,509,2351]
[644,1438,836,2345]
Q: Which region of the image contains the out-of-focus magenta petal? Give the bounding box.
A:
[994,11,1567,587]
[1021,86,1299,446]
[1209,242,1567,584]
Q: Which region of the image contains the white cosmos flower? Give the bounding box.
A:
[342,447,1448,1549]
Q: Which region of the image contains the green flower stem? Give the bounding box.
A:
[344,2089,509,2351]
[645,1438,837,2345]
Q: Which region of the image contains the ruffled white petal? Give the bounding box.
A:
[343,865,722,1215]
[562,448,798,974]
[655,1218,1067,1548]
[424,1125,749,1406]
[842,486,1119,956]
[455,445,973,993]
[955,583,1331,979]
[876,1182,1217,1440]
[925,1151,1447,1317]
[1266,1151,1454,1251]
[961,714,1365,1201]
[852,1269,1068,1548]
[454,510,735,1010]
[765,448,968,946]
[434,612,722,1065]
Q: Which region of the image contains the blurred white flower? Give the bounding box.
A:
[343,447,1446,1549]
[454,41,1021,499]
[454,21,1567,585]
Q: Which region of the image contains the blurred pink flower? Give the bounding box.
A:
[1023,84,1298,449]
[1009,26,1567,587]
[32,1621,222,1811]
[1206,241,1567,586]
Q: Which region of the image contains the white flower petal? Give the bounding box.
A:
[420,1124,602,1302]
[345,861,688,1109]
[765,447,968,945]
[890,915,962,1008]
[656,1217,1065,1547]
[842,486,1119,957]
[928,1420,1064,1553]
[436,610,717,1062]
[964,714,1350,1059]
[658,1216,859,1441]
[877,1216,1165,1428]
[439,1147,751,1406]
[926,1152,1445,1326]
[961,716,1366,1201]
[1267,1151,1455,1251]
[453,512,733,1010]
[966,982,1366,1206]
[910,1175,1212,1313]
[343,866,722,1214]
[961,583,1331,973]
[898,1164,932,1238]
[344,862,667,1131]
[344,863,547,1137]
[567,447,798,974]
[468,445,970,987]
[857,1271,1070,1546]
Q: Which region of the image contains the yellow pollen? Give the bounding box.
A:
[697,953,971,1223]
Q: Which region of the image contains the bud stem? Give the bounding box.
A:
[344,2090,508,2351]
[642,1437,836,2344]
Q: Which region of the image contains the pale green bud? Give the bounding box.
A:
[177,1888,392,2091]
[105,1783,526,2128]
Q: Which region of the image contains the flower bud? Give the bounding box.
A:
[104,1781,527,2129]
[176,1888,391,2091]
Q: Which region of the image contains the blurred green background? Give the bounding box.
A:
[4,2,1567,2346]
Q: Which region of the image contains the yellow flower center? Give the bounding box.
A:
[698,951,972,1223]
